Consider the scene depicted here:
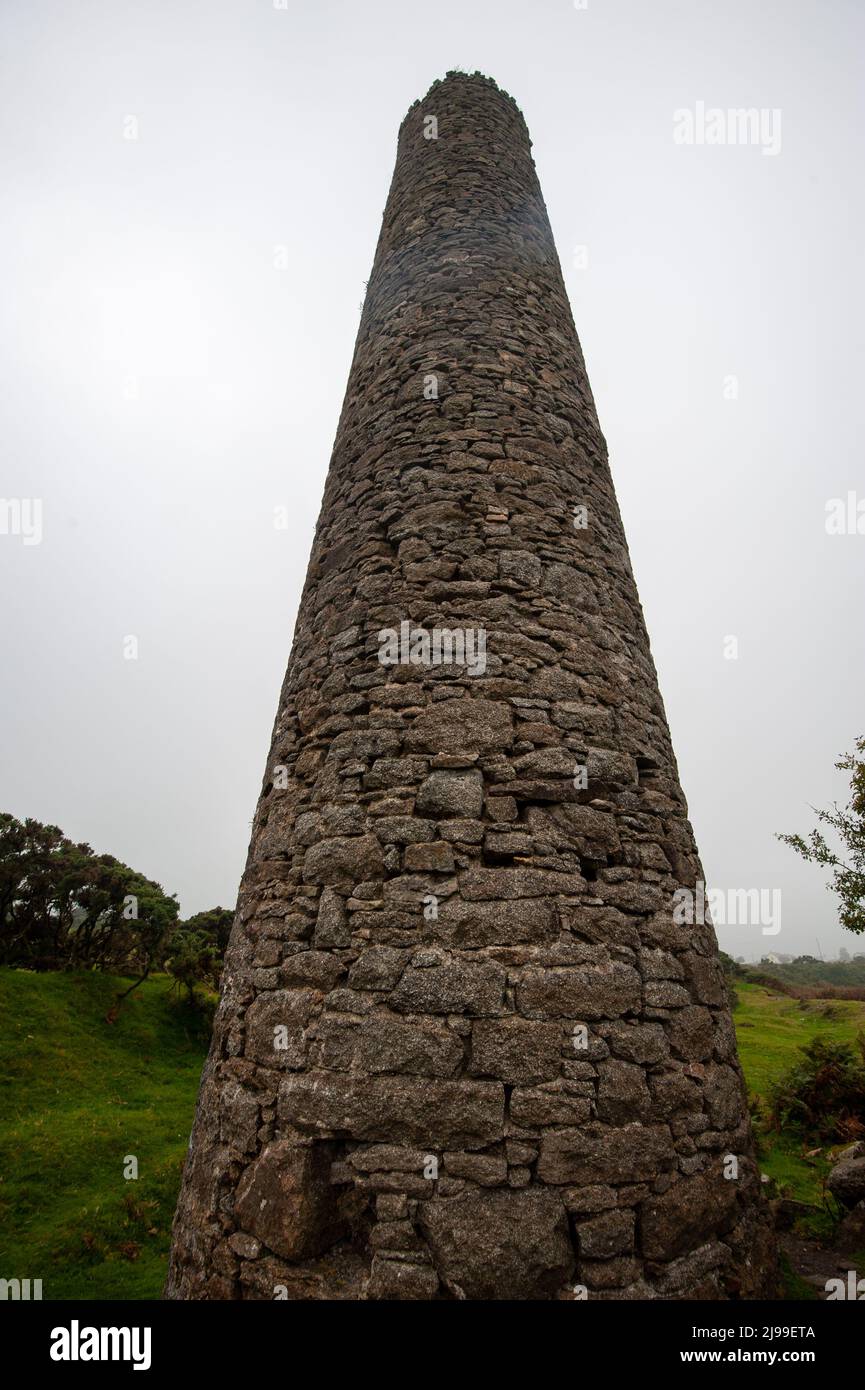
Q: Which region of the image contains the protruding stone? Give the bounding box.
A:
[244,989,319,1070]
[368,1256,439,1300]
[234,1141,347,1261]
[416,769,484,819]
[403,841,456,873]
[404,699,514,755]
[537,1123,677,1185]
[418,1189,573,1299]
[314,887,351,947]
[390,949,506,1016]
[302,834,384,890]
[470,1017,562,1085]
[640,1166,738,1261]
[279,1071,505,1147]
[313,1012,463,1078]
[577,1208,635,1259]
[517,960,642,1020]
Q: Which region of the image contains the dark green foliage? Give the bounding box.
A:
[755,957,865,987]
[162,907,233,1004]
[0,812,178,974]
[164,927,221,1004]
[177,905,233,954]
[767,1035,865,1144]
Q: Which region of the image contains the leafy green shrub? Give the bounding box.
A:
[768,1035,865,1143]
[164,927,220,1005]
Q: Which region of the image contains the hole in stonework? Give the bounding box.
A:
[338,1187,374,1252]
[636,755,661,782]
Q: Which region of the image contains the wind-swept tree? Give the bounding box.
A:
[0,812,178,972]
[778,736,865,936]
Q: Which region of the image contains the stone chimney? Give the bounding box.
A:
[166,72,776,1301]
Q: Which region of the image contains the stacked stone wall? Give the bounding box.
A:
[166,73,776,1301]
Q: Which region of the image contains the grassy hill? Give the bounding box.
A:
[0,969,210,1300]
[1,968,863,1300]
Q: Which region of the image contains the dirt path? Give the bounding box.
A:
[781,1233,865,1298]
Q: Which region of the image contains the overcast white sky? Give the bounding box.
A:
[2,0,863,961]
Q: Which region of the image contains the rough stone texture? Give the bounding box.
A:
[827,1141,865,1209]
[234,1141,348,1261]
[165,71,776,1301]
[418,1189,573,1299]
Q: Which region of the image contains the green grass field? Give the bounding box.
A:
[733,979,865,1238]
[0,969,210,1300]
[1,968,863,1299]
